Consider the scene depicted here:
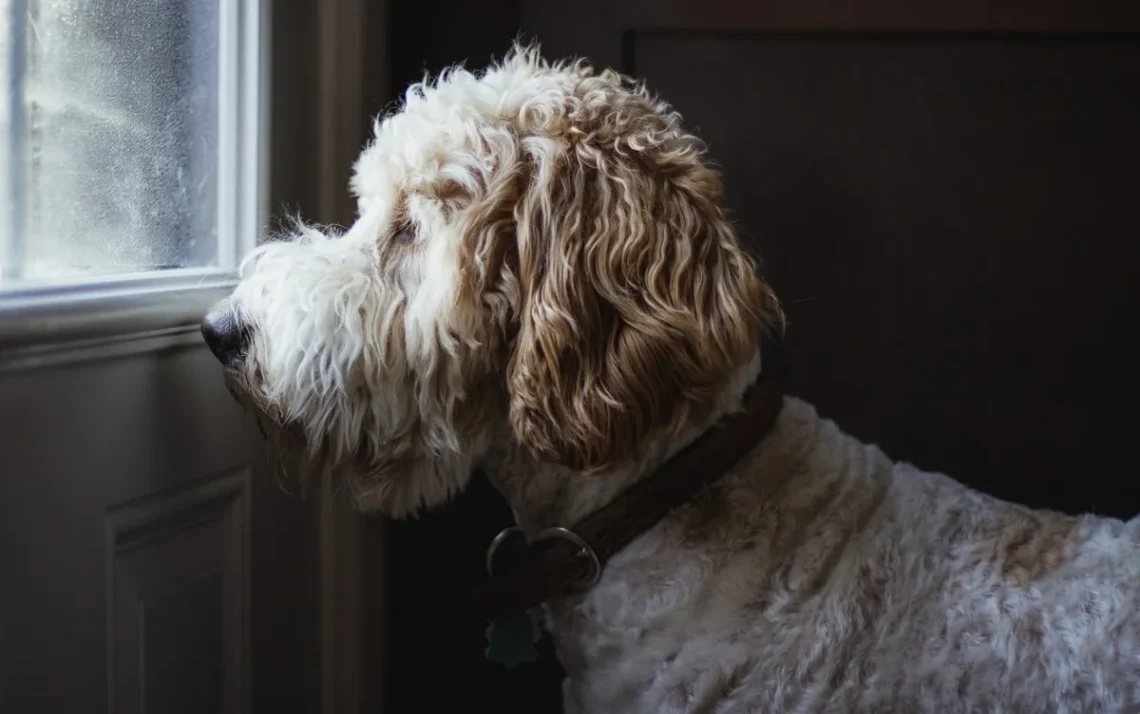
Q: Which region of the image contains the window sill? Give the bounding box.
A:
[0,268,235,370]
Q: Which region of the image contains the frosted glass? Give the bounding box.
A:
[2,0,219,283]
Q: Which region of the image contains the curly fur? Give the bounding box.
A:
[208,46,1140,712]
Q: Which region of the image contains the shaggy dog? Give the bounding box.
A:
[202,47,1140,713]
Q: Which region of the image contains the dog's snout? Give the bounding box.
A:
[201,304,247,364]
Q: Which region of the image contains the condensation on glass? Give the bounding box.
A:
[1,0,219,284]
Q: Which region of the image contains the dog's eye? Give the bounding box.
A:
[393,222,416,244]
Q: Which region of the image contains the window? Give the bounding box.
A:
[0,0,263,301]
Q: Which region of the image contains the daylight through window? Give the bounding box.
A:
[0,0,258,291]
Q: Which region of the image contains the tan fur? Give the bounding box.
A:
[501,69,781,472]
[985,509,1081,587]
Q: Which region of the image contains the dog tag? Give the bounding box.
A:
[484,612,540,669]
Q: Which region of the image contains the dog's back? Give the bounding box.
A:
[547,396,1140,713]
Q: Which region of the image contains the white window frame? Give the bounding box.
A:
[0,0,269,366]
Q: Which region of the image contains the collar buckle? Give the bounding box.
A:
[485,524,602,590]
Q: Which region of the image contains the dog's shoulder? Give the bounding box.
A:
[553,397,1140,713]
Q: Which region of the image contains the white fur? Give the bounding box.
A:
[217,48,1140,712]
[538,395,1140,713]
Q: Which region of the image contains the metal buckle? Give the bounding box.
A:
[535,526,602,590]
[484,525,602,591]
[485,526,526,576]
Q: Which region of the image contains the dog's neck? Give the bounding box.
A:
[481,350,764,534]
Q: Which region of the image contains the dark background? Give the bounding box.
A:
[378,1,1140,711]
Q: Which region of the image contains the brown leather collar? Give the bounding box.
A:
[473,363,785,621]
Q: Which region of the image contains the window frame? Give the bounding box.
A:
[0,0,269,362]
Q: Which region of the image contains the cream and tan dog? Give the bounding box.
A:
[202,47,1140,713]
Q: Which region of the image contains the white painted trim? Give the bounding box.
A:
[243,0,271,257]
[219,0,269,265]
[0,277,235,369]
[217,0,242,270]
[2,0,29,282]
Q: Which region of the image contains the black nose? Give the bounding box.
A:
[201,304,247,364]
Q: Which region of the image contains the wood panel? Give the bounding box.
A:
[106,468,250,714]
[619,0,1140,32]
[626,32,1140,515]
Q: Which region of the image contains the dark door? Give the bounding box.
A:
[0,1,356,712]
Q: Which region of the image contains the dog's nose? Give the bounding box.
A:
[201,303,247,364]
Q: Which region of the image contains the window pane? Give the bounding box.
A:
[1,0,220,285]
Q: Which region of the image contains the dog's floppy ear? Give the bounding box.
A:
[506,75,781,472]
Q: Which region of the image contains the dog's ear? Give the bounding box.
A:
[506,74,782,472]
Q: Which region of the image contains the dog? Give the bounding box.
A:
[201,46,1140,713]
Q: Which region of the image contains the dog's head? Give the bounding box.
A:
[202,46,781,517]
